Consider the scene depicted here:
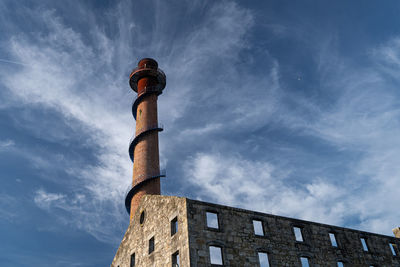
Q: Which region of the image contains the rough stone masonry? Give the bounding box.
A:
[112,195,400,266]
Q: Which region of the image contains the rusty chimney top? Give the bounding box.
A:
[125,58,166,222]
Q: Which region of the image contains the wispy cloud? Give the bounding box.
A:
[34,189,66,210]
[0,5,137,242]
[181,30,400,236]
[276,36,400,234]
[2,0,399,247]
[0,58,30,66]
[184,152,348,225]
[0,139,15,148]
[372,37,400,76]
[0,0,261,243]
[33,187,124,243]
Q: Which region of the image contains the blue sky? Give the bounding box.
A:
[1,0,400,266]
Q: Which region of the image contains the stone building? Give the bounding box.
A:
[111,195,400,266]
[111,59,399,266]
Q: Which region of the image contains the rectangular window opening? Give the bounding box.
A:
[130,253,135,267]
[206,212,219,229]
[209,246,223,265]
[389,243,397,256]
[300,257,310,267]
[172,250,180,267]
[258,252,270,267]
[337,261,344,267]
[253,220,264,236]
[360,238,369,251]
[171,217,178,236]
[294,227,304,242]
[149,236,155,254]
[329,233,338,247]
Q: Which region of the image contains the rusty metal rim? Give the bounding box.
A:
[129,68,166,92]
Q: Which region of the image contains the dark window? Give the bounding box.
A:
[337,261,344,267]
[300,257,310,267]
[329,233,338,247]
[139,211,145,224]
[258,252,270,267]
[171,217,178,236]
[293,227,303,242]
[209,246,223,265]
[149,236,155,254]
[130,253,135,267]
[206,212,219,229]
[390,243,397,256]
[360,238,369,251]
[253,220,264,236]
[172,250,179,266]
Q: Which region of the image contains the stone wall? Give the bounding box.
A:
[187,199,400,267]
[111,195,190,267]
[112,196,399,266]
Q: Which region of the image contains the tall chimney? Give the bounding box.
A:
[393,227,400,238]
[125,58,166,221]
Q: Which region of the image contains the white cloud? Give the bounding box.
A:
[182,35,400,236]
[273,37,400,235]
[4,0,398,244]
[34,189,66,210]
[0,0,262,243]
[313,41,400,234]
[372,37,400,76]
[184,152,348,225]
[33,188,124,243]
[0,7,135,242]
[0,139,14,148]
[180,123,222,136]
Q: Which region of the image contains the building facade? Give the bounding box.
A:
[112,195,400,267]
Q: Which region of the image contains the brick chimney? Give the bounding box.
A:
[125,58,166,222]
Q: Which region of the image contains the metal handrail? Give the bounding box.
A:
[128,124,164,162]
[129,123,164,144]
[124,169,166,195]
[124,169,167,214]
[131,86,164,119]
[131,169,166,186]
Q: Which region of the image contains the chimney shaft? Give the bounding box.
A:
[125,58,166,222]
